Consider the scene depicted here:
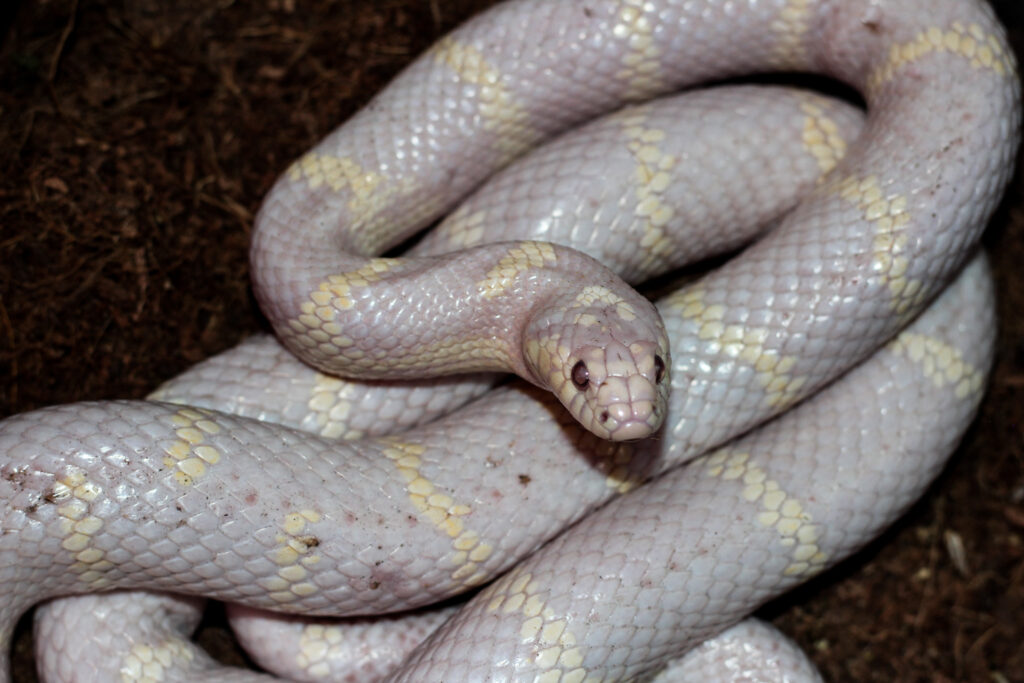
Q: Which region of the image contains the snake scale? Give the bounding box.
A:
[2,0,1021,680]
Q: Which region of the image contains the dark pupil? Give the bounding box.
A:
[654,355,666,383]
[571,360,589,389]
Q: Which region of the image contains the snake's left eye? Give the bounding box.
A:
[654,355,666,384]
[571,360,590,389]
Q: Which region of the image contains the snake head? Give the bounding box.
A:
[525,288,671,441]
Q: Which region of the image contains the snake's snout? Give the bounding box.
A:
[594,370,667,441]
[602,400,660,441]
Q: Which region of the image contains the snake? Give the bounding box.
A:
[21,254,998,682]
[22,82,871,682]
[1,0,1020,680]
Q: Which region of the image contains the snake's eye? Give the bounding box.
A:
[571,360,590,390]
[654,355,666,384]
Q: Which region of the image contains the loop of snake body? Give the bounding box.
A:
[33,84,868,682]
[1,0,1020,680]
[24,254,998,682]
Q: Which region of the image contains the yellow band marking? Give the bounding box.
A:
[477,241,558,299]
[869,21,1016,91]
[888,332,985,399]
[297,259,396,320]
[833,174,924,314]
[480,568,588,682]
[296,623,344,679]
[664,288,808,409]
[380,439,492,586]
[120,638,196,683]
[162,407,224,487]
[52,467,112,589]
[696,331,983,578]
[288,259,398,361]
[574,285,638,323]
[432,37,533,160]
[307,373,361,440]
[287,153,385,212]
[799,99,849,176]
[772,0,813,67]
[614,106,680,273]
[285,157,446,255]
[263,509,323,604]
[436,206,489,251]
[613,0,665,99]
[698,450,828,578]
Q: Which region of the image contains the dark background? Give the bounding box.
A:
[1,1,1021,680]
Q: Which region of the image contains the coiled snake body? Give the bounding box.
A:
[1,0,1020,680]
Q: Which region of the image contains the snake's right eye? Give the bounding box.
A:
[571,360,590,390]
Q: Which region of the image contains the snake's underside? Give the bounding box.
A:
[2,0,1021,680]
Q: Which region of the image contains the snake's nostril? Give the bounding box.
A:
[600,410,610,423]
[654,355,666,383]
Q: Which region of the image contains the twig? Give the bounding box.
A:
[47,0,80,83]
[430,0,441,31]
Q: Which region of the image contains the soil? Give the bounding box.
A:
[1,1,1022,681]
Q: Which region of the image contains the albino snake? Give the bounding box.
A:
[1,0,1020,680]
